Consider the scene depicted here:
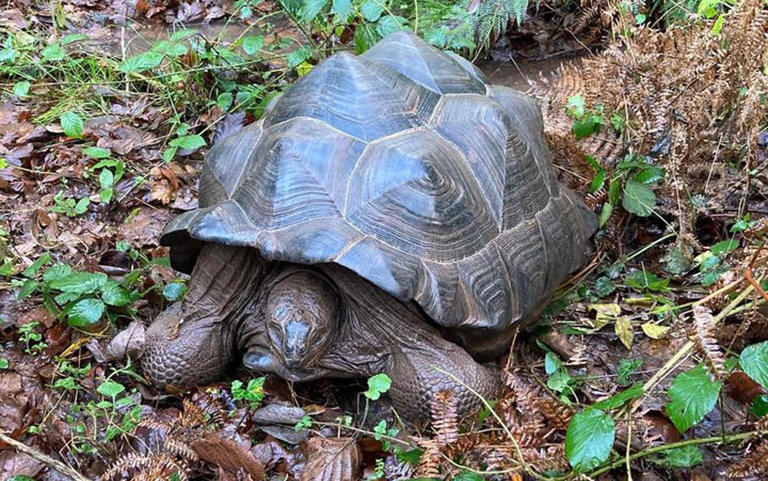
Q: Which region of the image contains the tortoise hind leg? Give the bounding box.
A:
[385,344,501,423]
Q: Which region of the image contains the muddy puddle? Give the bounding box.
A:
[478,56,582,92]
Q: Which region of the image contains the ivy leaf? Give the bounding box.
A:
[68,298,105,328]
[565,408,615,472]
[622,178,656,217]
[634,165,666,184]
[665,365,721,433]
[99,169,115,203]
[242,35,264,56]
[60,112,84,139]
[364,373,392,400]
[741,341,768,390]
[74,197,90,215]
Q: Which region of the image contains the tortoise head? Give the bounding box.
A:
[266,269,339,369]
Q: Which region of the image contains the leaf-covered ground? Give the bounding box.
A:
[1,0,767,480]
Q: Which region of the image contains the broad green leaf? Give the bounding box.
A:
[13,81,30,97]
[664,246,692,275]
[83,147,111,158]
[41,43,65,61]
[625,270,669,291]
[364,373,392,400]
[572,115,602,139]
[622,178,656,217]
[97,379,126,397]
[593,383,644,410]
[361,0,385,21]
[17,279,38,299]
[615,317,633,349]
[711,14,725,35]
[170,134,206,150]
[544,351,563,374]
[99,169,115,203]
[654,445,702,468]
[287,46,312,68]
[375,15,408,37]
[119,51,164,73]
[60,112,83,139]
[299,0,329,22]
[634,165,666,184]
[665,364,721,433]
[48,271,108,294]
[750,394,768,418]
[68,298,105,327]
[598,202,613,228]
[23,252,52,277]
[641,322,670,339]
[0,258,14,277]
[242,35,264,56]
[594,276,616,297]
[711,239,739,255]
[585,155,605,193]
[741,341,768,390]
[216,92,234,111]
[331,0,353,20]
[74,197,90,215]
[101,280,134,307]
[43,264,74,283]
[0,357,9,370]
[565,408,615,472]
[0,157,7,169]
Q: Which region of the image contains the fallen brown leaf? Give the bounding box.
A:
[300,437,361,481]
[192,434,266,481]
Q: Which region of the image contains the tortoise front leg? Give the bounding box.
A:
[143,244,268,390]
[385,342,502,423]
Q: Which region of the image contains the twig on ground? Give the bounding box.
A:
[0,432,91,481]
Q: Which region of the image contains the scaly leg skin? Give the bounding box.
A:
[385,343,502,423]
[143,244,266,390]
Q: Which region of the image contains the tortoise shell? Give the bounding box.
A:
[161,31,597,348]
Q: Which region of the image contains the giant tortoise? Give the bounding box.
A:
[142,31,597,421]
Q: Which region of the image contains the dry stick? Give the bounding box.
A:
[0,432,90,481]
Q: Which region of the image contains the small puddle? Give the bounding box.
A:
[478,56,583,92]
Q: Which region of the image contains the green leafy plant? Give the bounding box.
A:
[231,377,266,408]
[665,364,721,433]
[364,372,392,400]
[565,408,615,472]
[50,192,90,217]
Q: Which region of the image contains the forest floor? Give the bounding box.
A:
[1,1,767,480]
